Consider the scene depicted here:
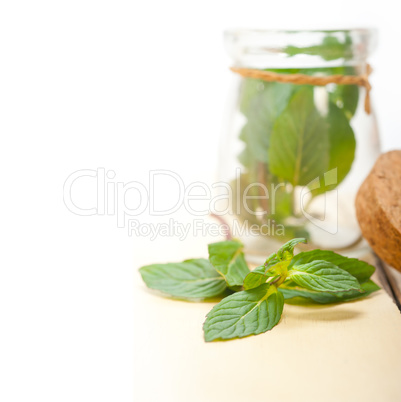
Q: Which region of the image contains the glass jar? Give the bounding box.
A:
[220,29,380,260]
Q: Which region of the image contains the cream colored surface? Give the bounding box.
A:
[134,270,401,402]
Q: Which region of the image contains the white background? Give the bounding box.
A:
[1,1,400,401]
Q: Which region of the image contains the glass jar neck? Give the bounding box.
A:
[224,29,376,69]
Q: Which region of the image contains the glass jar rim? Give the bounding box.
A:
[224,28,377,68]
[224,27,376,35]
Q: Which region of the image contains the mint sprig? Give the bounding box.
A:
[139,238,380,342]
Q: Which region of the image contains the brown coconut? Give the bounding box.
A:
[356,150,401,272]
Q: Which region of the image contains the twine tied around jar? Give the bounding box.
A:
[230,65,373,114]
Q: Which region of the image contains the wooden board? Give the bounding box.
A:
[133,253,401,402]
[378,260,401,309]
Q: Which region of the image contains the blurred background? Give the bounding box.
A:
[0,1,400,401]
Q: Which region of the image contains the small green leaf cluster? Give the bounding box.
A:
[139,238,379,342]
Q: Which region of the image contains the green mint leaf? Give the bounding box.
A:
[289,249,375,283]
[243,265,273,290]
[332,84,359,120]
[243,239,307,291]
[328,66,359,120]
[326,102,356,187]
[139,258,227,300]
[203,284,284,342]
[288,260,362,293]
[244,263,290,291]
[268,87,330,186]
[243,252,281,290]
[239,80,293,119]
[208,239,250,288]
[309,102,356,196]
[279,279,380,304]
[238,124,267,166]
[238,81,293,168]
[239,78,264,116]
[263,252,279,267]
[276,238,307,261]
